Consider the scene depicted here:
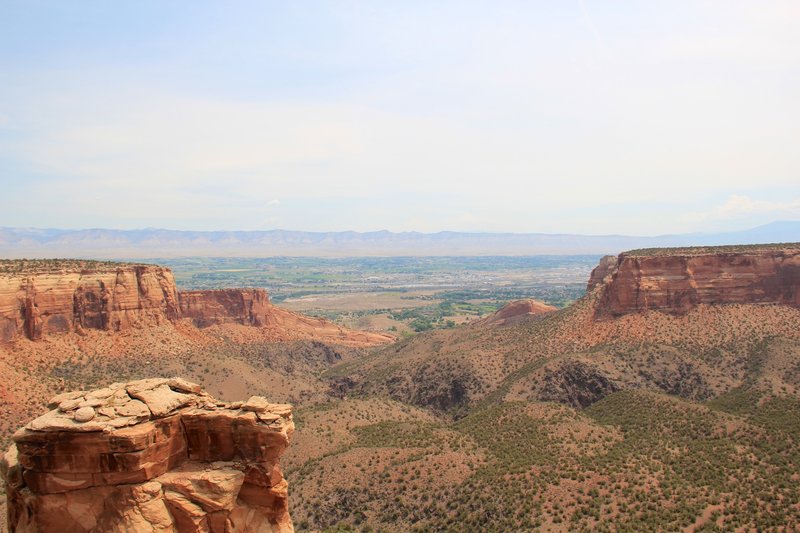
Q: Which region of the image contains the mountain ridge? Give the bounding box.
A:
[1,221,798,258]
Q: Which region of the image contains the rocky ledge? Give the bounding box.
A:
[1,378,294,532]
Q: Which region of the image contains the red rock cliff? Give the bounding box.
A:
[0,264,394,346]
[594,245,800,317]
[586,255,618,291]
[179,289,271,328]
[1,378,294,532]
[0,265,180,342]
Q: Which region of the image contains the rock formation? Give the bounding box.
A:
[0,265,180,343]
[593,245,800,317]
[1,378,294,532]
[0,263,393,346]
[586,255,617,291]
[177,288,393,345]
[475,299,557,327]
[179,289,271,328]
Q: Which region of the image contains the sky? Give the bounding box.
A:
[0,1,798,235]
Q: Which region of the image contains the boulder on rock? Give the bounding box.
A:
[1,378,294,533]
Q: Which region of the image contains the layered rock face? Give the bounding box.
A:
[178,289,270,328]
[1,378,294,532]
[594,246,800,316]
[0,264,393,346]
[178,287,393,345]
[586,255,617,291]
[0,265,180,343]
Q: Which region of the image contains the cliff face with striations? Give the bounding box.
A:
[0,265,180,343]
[0,262,393,346]
[586,255,618,291]
[594,245,800,317]
[0,264,181,343]
[1,378,294,532]
[179,289,271,328]
[177,288,393,345]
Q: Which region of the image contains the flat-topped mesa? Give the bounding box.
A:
[593,244,800,317]
[0,263,180,342]
[0,378,294,532]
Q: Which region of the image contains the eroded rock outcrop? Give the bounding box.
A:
[475,299,557,327]
[594,245,800,317]
[179,289,271,328]
[586,255,617,291]
[0,262,393,346]
[1,378,294,532]
[177,289,393,345]
[0,265,180,343]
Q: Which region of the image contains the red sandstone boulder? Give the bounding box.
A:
[1,378,294,532]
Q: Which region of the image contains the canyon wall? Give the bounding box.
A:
[594,246,800,317]
[0,265,180,343]
[0,264,393,345]
[1,378,294,532]
[178,288,271,328]
[586,255,618,291]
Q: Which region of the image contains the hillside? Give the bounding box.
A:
[3,247,800,531]
[283,245,800,531]
[0,260,391,451]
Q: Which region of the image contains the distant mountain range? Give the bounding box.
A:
[0,221,798,258]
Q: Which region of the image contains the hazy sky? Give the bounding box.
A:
[1,1,798,235]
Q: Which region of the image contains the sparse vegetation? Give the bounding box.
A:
[3,253,800,531]
[0,258,146,274]
[625,242,800,257]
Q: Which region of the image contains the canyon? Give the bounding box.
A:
[0,261,391,346]
[2,378,294,532]
[3,245,800,531]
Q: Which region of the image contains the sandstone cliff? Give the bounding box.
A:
[177,288,393,345]
[593,244,800,316]
[586,255,617,291]
[0,264,180,343]
[0,262,392,347]
[179,289,271,328]
[1,378,293,532]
